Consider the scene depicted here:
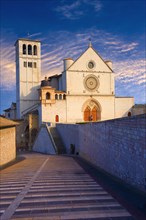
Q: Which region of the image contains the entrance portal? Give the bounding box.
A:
[83,101,101,122]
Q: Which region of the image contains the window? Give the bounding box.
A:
[128,112,131,117]
[24,62,27,67]
[55,94,58,100]
[28,62,32,68]
[46,92,50,100]
[28,45,32,55]
[63,94,66,100]
[59,94,62,100]
[88,61,94,69]
[55,115,59,122]
[23,44,26,54]
[33,45,37,55]
[33,62,37,68]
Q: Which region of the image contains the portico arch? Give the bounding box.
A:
[83,99,101,122]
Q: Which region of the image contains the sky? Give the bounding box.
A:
[0,0,146,114]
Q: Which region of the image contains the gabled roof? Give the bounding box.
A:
[67,45,113,72]
[4,102,16,112]
[0,117,19,128]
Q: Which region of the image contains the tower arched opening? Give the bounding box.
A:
[28,45,32,55]
[33,45,37,55]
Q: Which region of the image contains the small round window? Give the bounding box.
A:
[88,61,94,69]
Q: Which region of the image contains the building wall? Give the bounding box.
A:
[42,100,66,123]
[66,71,114,96]
[66,96,115,123]
[15,119,27,149]
[56,114,146,192]
[0,127,16,166]
[115,97,134,118]
[41,95,134,124]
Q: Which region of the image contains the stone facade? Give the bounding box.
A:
[15,39,134,124]
[56,114,146,192]
[0,117,18,166]
[37,44,134,124]
[15,39,41,119]
[15,112,39,150]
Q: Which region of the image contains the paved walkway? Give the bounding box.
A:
[0,153,136,220]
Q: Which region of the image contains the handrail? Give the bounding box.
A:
[46,124,58,154]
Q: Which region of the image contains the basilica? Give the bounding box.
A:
[14,38,134,125]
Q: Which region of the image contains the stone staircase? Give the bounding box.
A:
[0,154,134,220]
[49,126,66,154]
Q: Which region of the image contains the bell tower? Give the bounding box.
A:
[15,39,41,119]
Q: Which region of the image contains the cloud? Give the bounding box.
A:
[83,0,102,12]
[105,40,138,53]
[55,0,82,20]
[25,32,42,38]
[114,59,146,85]
[54,0,102,19]
[0,42,16,90]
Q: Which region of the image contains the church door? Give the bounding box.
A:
[55,115,59,122]
[83,102,101,122]
[84,106,90,121]
[91,106,97,121]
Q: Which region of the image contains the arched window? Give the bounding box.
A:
[63,94,66,100]
[28,45,32,55]
[55,94,58,100]
[128,112,131,117]
[23,44,26,54]
[59,94,62,100]
[33,45,37,55]
[46,92,50,100]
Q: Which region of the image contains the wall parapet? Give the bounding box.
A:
[57,114,146,192]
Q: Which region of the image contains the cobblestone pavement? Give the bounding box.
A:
[0,153,135,220]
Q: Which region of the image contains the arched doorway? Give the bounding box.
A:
[55,115,59,122]
[83,100,101,122]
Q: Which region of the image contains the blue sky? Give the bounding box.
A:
[0,0,146,114]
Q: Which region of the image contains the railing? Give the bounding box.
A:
[46,124,58,154]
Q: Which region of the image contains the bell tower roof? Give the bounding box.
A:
[14,38,41,46]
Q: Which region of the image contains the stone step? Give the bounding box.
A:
[20,195,114,205]
[11,208,132,219]
[0,154,135,220]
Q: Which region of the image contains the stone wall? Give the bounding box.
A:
[33,124,56,154]
[56,114,146,192]
[0,127,16,166]
[56,124,79,154]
